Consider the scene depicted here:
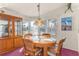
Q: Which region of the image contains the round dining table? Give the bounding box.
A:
[23,35,56,56]
[33,40,55,56]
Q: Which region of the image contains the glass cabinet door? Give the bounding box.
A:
[15,20,23,36]
[0,20,8,37]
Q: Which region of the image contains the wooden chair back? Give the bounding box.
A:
[24,33,32,40]
[24,39,34,51]
[42,33,51,39]
[58,38,65,45]
[23,39,36,55]
[55,38,66,55]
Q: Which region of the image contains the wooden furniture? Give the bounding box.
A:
[33,40,55,56]
[23,39,42,56]
[23,33,32,40]
[48,38,66,56]
[42,33,51,39]
[0,37,13,55]
[14,36,23,48]
[23,35,56,56]
[0,13,23,55]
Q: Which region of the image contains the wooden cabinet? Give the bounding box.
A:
[0,39,6,53]
[0,37,23,55]
[0,37,13,54]
[0,13,23,55]
[14,36,23,48]
[6,38,13,51]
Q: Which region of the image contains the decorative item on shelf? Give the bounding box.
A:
[65,3,73,13]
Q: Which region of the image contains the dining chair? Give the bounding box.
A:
[48,38,66,56]
[23,33,32,40]
[23,39,42,56]
[42,33,51,39]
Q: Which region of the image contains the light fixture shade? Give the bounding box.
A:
[35,18,45,27]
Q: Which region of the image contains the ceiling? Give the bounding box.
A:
[0,3,79,17]
[0,3,65,17]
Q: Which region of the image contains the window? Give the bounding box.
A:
[48,20,57,35]
[22,19,57,36]
[30,21,38,35]
[23,22,29,35]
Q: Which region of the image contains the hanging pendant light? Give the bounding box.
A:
[65,3,73,13]
[35,3,44,27]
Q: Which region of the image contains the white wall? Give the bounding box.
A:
[44,6,79,51]
[60,13,78,51]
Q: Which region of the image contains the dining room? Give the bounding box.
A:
[0,3,79,56]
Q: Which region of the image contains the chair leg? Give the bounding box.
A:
[56,53,61,56]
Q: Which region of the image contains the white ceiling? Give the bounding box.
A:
[0,3,79,17]
[0,3,65,17]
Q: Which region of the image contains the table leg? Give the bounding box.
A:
[43,47,48,56]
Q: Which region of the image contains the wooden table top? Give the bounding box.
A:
[33,40,55,47]
[33,40,55,56]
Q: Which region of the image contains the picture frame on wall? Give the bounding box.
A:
[61,17,72,31]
